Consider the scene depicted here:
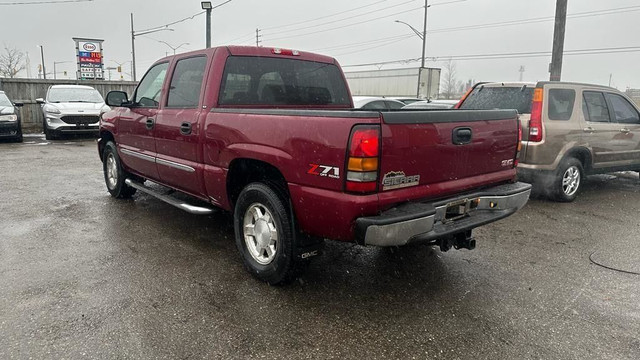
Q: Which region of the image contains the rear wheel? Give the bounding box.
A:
[102,141,137,199]
[234,183,303,285]
[551,158,583,202]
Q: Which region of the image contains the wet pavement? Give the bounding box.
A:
[1,136,639,359]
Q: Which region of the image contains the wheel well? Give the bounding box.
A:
[98,131,115,162]
[227,159,288,209]
[565,147,592,172]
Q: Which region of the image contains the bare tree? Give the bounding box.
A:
[441,60,460,100]
[0,45,26,78]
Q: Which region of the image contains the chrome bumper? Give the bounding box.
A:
[355,182,532,247]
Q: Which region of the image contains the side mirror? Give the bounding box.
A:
[106,91,131,107]
[13,102,24,107]
[35,98,45,104]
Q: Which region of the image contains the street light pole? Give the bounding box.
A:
[39,45,47,80]
[131,13,137,81]
[201,2,213,47]
[421,0,428,70]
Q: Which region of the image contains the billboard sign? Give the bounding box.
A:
[73,37,104,80]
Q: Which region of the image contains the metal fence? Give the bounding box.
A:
[0,78,138,132]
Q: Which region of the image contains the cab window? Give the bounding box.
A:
[135,62,169,107]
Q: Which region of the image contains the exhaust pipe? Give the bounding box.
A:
[438,231,475,252]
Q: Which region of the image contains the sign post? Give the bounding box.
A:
[72,37,105,80]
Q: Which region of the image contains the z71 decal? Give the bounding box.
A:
[308,164,340,179]
[382,171,420,191]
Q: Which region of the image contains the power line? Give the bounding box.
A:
[428,5,640,34]
[136,11,205,33]
[341,46,640,67]
[261,0,390,31]
[267,6,423,41]
[0,0,92,4]
[310,34,416,52]
[332,35,415,57]
[265,0,417,36]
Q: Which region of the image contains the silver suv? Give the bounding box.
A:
[37,85,109,140]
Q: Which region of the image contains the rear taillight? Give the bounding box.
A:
[515,119,522,168]
[346,125,380,194]
[529,88,544,142]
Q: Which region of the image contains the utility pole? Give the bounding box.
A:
[609,73,613,87]
[256,28,262,46]
[39,45,47,80]
[131,13,137,81]
[519,66,525,81]
[419,0,428,98]
[549,0,568,81]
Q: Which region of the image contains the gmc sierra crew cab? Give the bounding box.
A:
[98,46,531,284]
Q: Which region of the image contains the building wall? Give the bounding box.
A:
[0,78,137,132]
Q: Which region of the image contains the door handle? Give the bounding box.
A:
[180,122,192,135]
[620,128,631,134]
[452,127,472,145]
[583,127,595,133]
[145,117,155,130]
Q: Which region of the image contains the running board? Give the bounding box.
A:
[124,179,215,215]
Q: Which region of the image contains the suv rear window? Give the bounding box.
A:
[547,89,575,120]
[459,86,534,114]
[219,56,350,106]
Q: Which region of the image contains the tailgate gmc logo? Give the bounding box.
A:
[308,164,340,179]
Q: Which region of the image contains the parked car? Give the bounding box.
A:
[388,97,423,105]
[37,85,109,140]
[99,46,531,284]
[403,100,457,110]
[0,91,23,142]
[457,81,640,201]
[352,96,406,110]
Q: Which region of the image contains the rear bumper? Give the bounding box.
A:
[355,182,531,247]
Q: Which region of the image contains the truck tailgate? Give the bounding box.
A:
[379,109,519,198]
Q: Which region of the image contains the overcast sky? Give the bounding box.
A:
[1,0,639,89]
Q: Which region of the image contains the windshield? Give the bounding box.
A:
[47,88,104,103]
[0,93,12,107]
[460,86,534,114]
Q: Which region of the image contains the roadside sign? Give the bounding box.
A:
[72,37,105,80]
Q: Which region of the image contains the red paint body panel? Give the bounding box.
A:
[100,46,520,243]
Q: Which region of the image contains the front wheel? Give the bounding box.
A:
[551,158,583,202]
[102,141,137,199]
[234,183,302,285]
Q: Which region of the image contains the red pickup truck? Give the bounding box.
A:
[98,46,531,284]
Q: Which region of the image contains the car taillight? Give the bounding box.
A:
[515,119,522,168]
[346,125,380,194]
[529,88,544,142]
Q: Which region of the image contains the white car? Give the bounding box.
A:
[352,96,406,110]
[402,99,459,110]
[37,85,109,140]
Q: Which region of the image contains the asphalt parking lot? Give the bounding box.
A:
[1,135,639,359]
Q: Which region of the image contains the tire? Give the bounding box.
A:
[551,158,583,202]
[44,122,56,140]
[102,141,137,199]
[234,182,302,285]
[14,131,23,143]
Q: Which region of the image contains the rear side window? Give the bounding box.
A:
[459,86,534,114]
[606,93,640,124]
[219,56,350,106]
[583,91,610,123]
[362,101,387,110]
[167,56,207,108]
[547,89,575,120]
